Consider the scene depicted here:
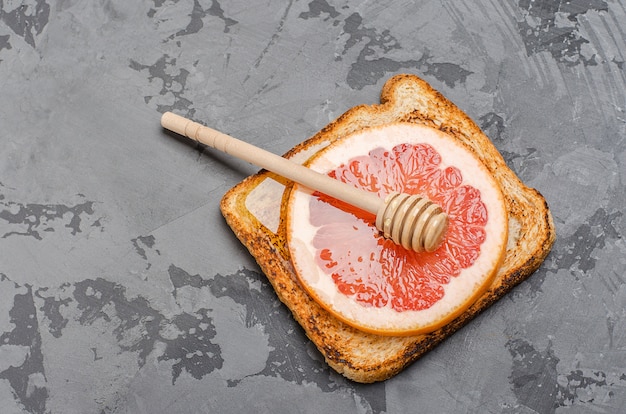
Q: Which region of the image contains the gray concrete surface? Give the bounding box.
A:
[1,1,625,413]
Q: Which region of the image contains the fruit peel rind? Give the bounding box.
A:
[286,123,509,336]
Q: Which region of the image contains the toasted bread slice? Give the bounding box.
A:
[220,74,555,383]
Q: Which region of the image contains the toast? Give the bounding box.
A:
[220,74,556,383]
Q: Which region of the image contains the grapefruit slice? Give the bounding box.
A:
[286,123,508,336]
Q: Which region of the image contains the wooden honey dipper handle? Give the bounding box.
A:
[161,112,448,252]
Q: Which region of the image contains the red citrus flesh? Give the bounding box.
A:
[286,123,508,335]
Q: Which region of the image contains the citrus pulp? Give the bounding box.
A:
[286,123,508,335]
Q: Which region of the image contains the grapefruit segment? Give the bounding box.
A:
[286,123,508,336]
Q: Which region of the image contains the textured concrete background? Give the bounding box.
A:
[0,0,625,413]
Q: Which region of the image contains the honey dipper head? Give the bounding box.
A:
[375,192,449,253]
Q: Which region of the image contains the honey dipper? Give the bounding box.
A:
[161,112,449,252]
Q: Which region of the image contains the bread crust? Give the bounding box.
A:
[220,74,556,383]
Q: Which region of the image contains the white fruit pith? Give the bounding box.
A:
[286,123,508,335]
